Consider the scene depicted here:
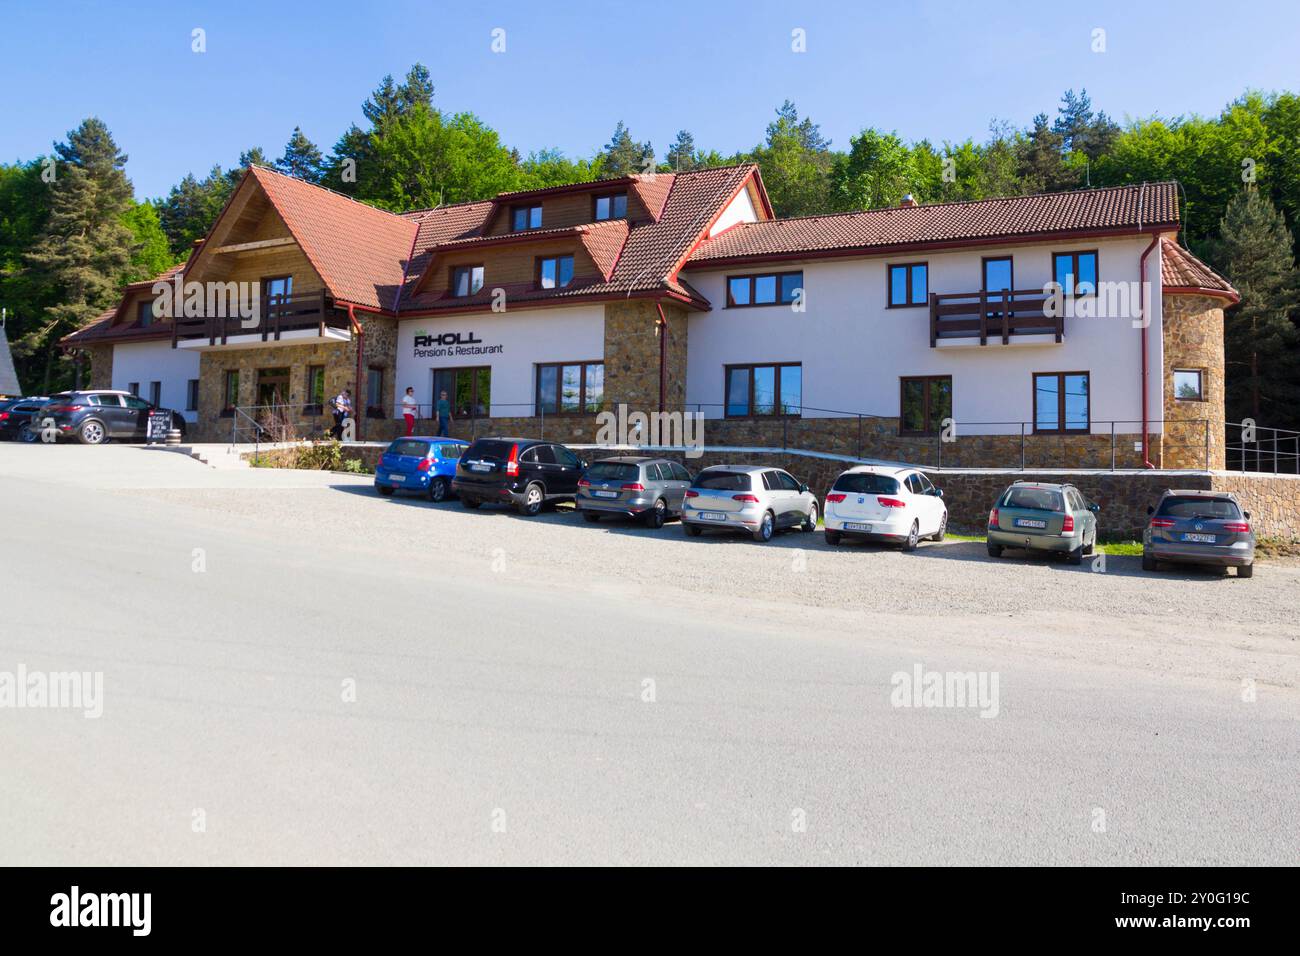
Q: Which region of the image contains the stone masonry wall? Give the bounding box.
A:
[1162,293,1227,469]
[86,345,113,389]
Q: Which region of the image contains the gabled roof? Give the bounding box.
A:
[686,182,1183,266]
[60,264,185,347]
[1161,241,1239,303]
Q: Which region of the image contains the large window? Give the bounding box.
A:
[1034,371,1090,434]
[263,275,293,301]
[1173,368,1204,401]
[726,271,803,308]
[594,193,628,221]
[366,367,385,418]
[451,265,484,298]
[222,370,239,414]
[536,361,604,414]
[725,363,802,417]
[305,365,326,414]
[511,204,542,231]
[432,366,492,417]
[982,256,1013,294]
[537,255,575,290]
[1053,251,1098,296]
[887,262,928,307]
[899,375,952,435]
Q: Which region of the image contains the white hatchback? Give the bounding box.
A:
[823,465,947,551]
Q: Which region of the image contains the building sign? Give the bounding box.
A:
[412,330,504,359]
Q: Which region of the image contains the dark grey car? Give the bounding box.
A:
[1143,489,1255,577]
[576,456,693,528]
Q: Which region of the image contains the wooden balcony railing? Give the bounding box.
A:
[172,291,347,347]
[929,290,1063,347]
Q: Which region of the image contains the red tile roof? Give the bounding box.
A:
[687,182,1182,266]
[1161,241,1238,302]
[61,264,185,346]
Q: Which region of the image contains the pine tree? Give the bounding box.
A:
[600,121,654,178]
[23,118,136,390]
[665,130,698,171]
[276,127,325,182]
[1210,187,1300,423]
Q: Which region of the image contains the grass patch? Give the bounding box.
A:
[946,530,1143,556]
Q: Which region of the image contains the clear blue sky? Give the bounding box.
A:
[1,0,1298,200]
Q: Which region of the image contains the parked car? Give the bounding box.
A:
[374,436,468,502]
[681,465,819,542]
[986,481,1099,565]
[27,390,186,444]
[452,437,588,516]
[0,396,50,442]
[823,465,947,550]
[576,456,693,528]
[1142,489,1255,577]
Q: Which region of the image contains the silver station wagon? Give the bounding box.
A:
[1143,489,1256,577]
[576,456,693,528]
[681,465,819,543]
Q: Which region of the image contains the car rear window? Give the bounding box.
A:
[832,473,901,495]
[695,471,753,491]
[1002,487,1065,511]
[1156,496,1241,519]
[387,439,431,457]
[464,439,516,460]
[586,461,640,482]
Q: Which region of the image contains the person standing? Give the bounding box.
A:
[330,389,352,440]
[401,387,417,436]
[436,389,452,437]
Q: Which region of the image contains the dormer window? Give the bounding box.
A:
[452,265,485,297]
[512,204,543,231]
[537,255,575,289]
[594,193,628,221]
[138,300,156,327]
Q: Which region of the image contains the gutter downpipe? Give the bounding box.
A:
[347,304,364,442]
[1138,234,1161,469]
[655,301,669,413]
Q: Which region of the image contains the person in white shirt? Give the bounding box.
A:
[401,387,418,436]
[330,389,352,439]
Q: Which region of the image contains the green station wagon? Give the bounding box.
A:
[986,481,1100,565]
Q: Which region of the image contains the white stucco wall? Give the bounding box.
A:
[680,235,1167,436]
[708,187,759,237]
[110,341,201,422]
[394,304,606,417]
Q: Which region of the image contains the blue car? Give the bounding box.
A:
[374,437,469,502]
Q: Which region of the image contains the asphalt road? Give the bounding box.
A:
[1,443,1296,865]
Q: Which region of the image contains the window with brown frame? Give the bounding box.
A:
[725,272,804,308]
[1173,368,1205,401]
[537,255,575,289]
[304,365,326,415]
[221,370,239,416]
[1033,371,1090,434]
[536,361,604,415]
[511,204,542,231]
[887,262,928,308]
[594,193,628,221]
[899,375,952,435]
[724,363,802,417]
[366,367,385,418]
[451,265,484,298]
[1052,250,1098,296]
[137,300,156,327]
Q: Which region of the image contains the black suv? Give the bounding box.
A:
[29,390,186,444]
[0,396,50,442]
[453,437,588,516]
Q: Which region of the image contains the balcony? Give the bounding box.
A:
[172,291,352,350]
[929,290,1062,348]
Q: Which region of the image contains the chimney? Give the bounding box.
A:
[900,194,918,208]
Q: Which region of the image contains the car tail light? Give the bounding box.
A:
[577,478,591,487]
[0,412,8,421]
[621,483,644,492]
[988,508,999,528]
[684,490,699,498]
[1149,517,1176,528]
[826,493,846,503]
[733,494,760,503]
[48,405,80,413]
[877,497,906,508]
[505,443,520,476]
[416,458,432,472]
[1223,521,1251,532]
[1062,514,1074,533]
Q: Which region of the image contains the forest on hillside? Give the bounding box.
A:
[1,64,1297,430]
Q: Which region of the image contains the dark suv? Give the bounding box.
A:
[453,437,588,515]
[29,390,186,445]
[0,396,50,442]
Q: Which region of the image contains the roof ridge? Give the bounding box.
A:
[248,164,414,223]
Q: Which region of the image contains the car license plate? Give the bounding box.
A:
[697,511,726,522]
[470,462,491,472]
[593,490,618,498]
[1182,532,1216,543]
[390,475,405,483]
[1014,518,1047,529]
[844,522,872,532]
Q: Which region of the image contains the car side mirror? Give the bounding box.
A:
[580,460,588,470]
[1243,511,1251,520]
[933,488,944,498]
[1146,505,1155,515]
[1088,503,1100,513]
[800,483,810,494]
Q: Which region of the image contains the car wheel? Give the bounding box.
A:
[427,477,449,503]
[18,424,37,443]
[987,543,1003,558]
[1067,544,1084,565]
[77,419,107,445]
[461,496,481,510]
[752,510,775,543]
[1141,553,1157,572]
[517,482,544,516]
[644,498,667,529]
[684,523,702,537]
[377,485,395,497]
[802,502,819,532]
[902,520,919,552]
[825,529,841,546]
[583,510,601,523]
[1083,533,1096,556]
[932,512,948,542]
[1237,563,1254,579]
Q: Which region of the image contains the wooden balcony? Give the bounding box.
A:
[172,291,350,348]
[929,290,1062,347]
